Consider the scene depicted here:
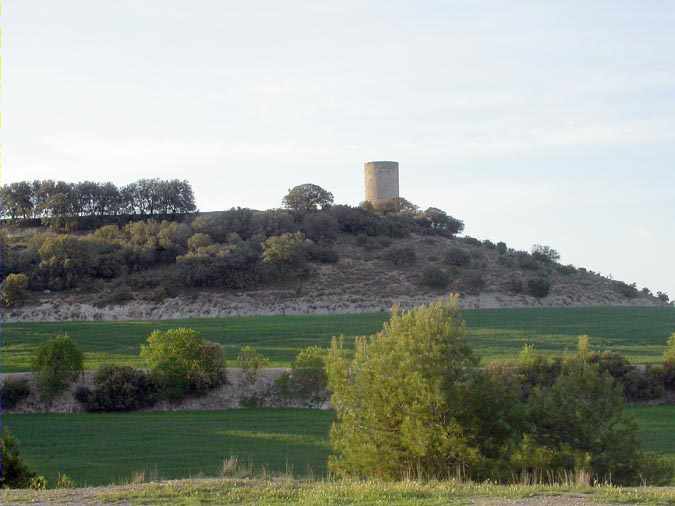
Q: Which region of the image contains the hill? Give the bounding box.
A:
[1,187,670,321]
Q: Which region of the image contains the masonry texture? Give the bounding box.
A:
[364,161,400,208]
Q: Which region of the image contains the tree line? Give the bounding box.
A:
[0,179,196,221]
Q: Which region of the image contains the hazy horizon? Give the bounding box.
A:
[3,1,674,298]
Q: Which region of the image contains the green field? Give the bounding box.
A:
[2,307,674,372]
[5,405,674,487]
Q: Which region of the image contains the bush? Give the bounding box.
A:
[557,264,577,275]
[420,266,451,289]
[262,232,307,275]
[140,328,227,400]
[0,430,37,489]
[0,273,30,307]
[615,281,639,299]
[302,212,339,243]
[326,296,477,479]
[622,367,664,402]
[531,245,560,263]
[237,346,270,385]
[275,346,328,403]
[31,335,84,402]
[304,243,339,264]
[383,246,416,267]
[496,241,508,255]
[77,365,159,411]
[527,277,551,298]
[462,236,482,247]
[657,291,670,303]
[0,378,31,409]
[516,252,539,270]
[444,247,471,267]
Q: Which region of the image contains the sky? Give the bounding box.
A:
[3,1,675,298]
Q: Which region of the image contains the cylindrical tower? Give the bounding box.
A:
[364,161,400,208]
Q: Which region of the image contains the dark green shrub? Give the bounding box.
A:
[420,266,450,289]
[462,236,482,247]
[527,277,551,298]
[623,367,664,402]
[557,264,577,275]
[302,212,339,243]
[657,291,670,303]
[140,328,227,400]
[531,244,560,263]
[444,247,471,267]
[31,335,84,402]
[0,430,36,489]
[496,241,508,255]
[0,378,31,409]
[663,363,675,391]
[76,365,159,411]
[615,281,639,299]
[383,246,416,266]
[482,239,496,249]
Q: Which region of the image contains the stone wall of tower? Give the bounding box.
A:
[364,161,400,208]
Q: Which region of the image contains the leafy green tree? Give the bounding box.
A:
[282,184,334,214]
[262,232,307,274]
[37,235,92,289]
[326,296,478,479]
[1,273,30,307]
[31,335,84,402]
[187,232,213,252]
[140,328,227,400]
[0,430,37,488]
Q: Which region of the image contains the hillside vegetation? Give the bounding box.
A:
[0,181,669,321]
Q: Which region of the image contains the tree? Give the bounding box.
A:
[262,232,307,273]
[37,235,92,290]
[282,184,334,214]
[237,346,270,385]
[140,328,227,400]
[423,208,464,236]
[326,296,478,479]
[0,273,30,307]
[531,245,560,263]
[31,335,84,402]
[0,430,37,488]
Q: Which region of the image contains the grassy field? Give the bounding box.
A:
[3,479,675,506]
[2,306,674,372]
[5,405,675,488]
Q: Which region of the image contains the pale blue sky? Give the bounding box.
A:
[3,1,675,298]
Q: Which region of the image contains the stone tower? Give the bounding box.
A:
[364,161,399,208]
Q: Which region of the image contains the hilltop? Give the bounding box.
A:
[0,179,670,322]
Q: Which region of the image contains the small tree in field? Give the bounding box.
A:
[31,335,84,402]
[282,184,334,214]
[1,273,29,307]
[237,345,270,385]
[140,328,226,400]
[665,334,675,365]
[0,430,36,488]
[326,295,477,479]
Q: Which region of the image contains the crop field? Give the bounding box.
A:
[5,405,674,487]
[2,307,674,372]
